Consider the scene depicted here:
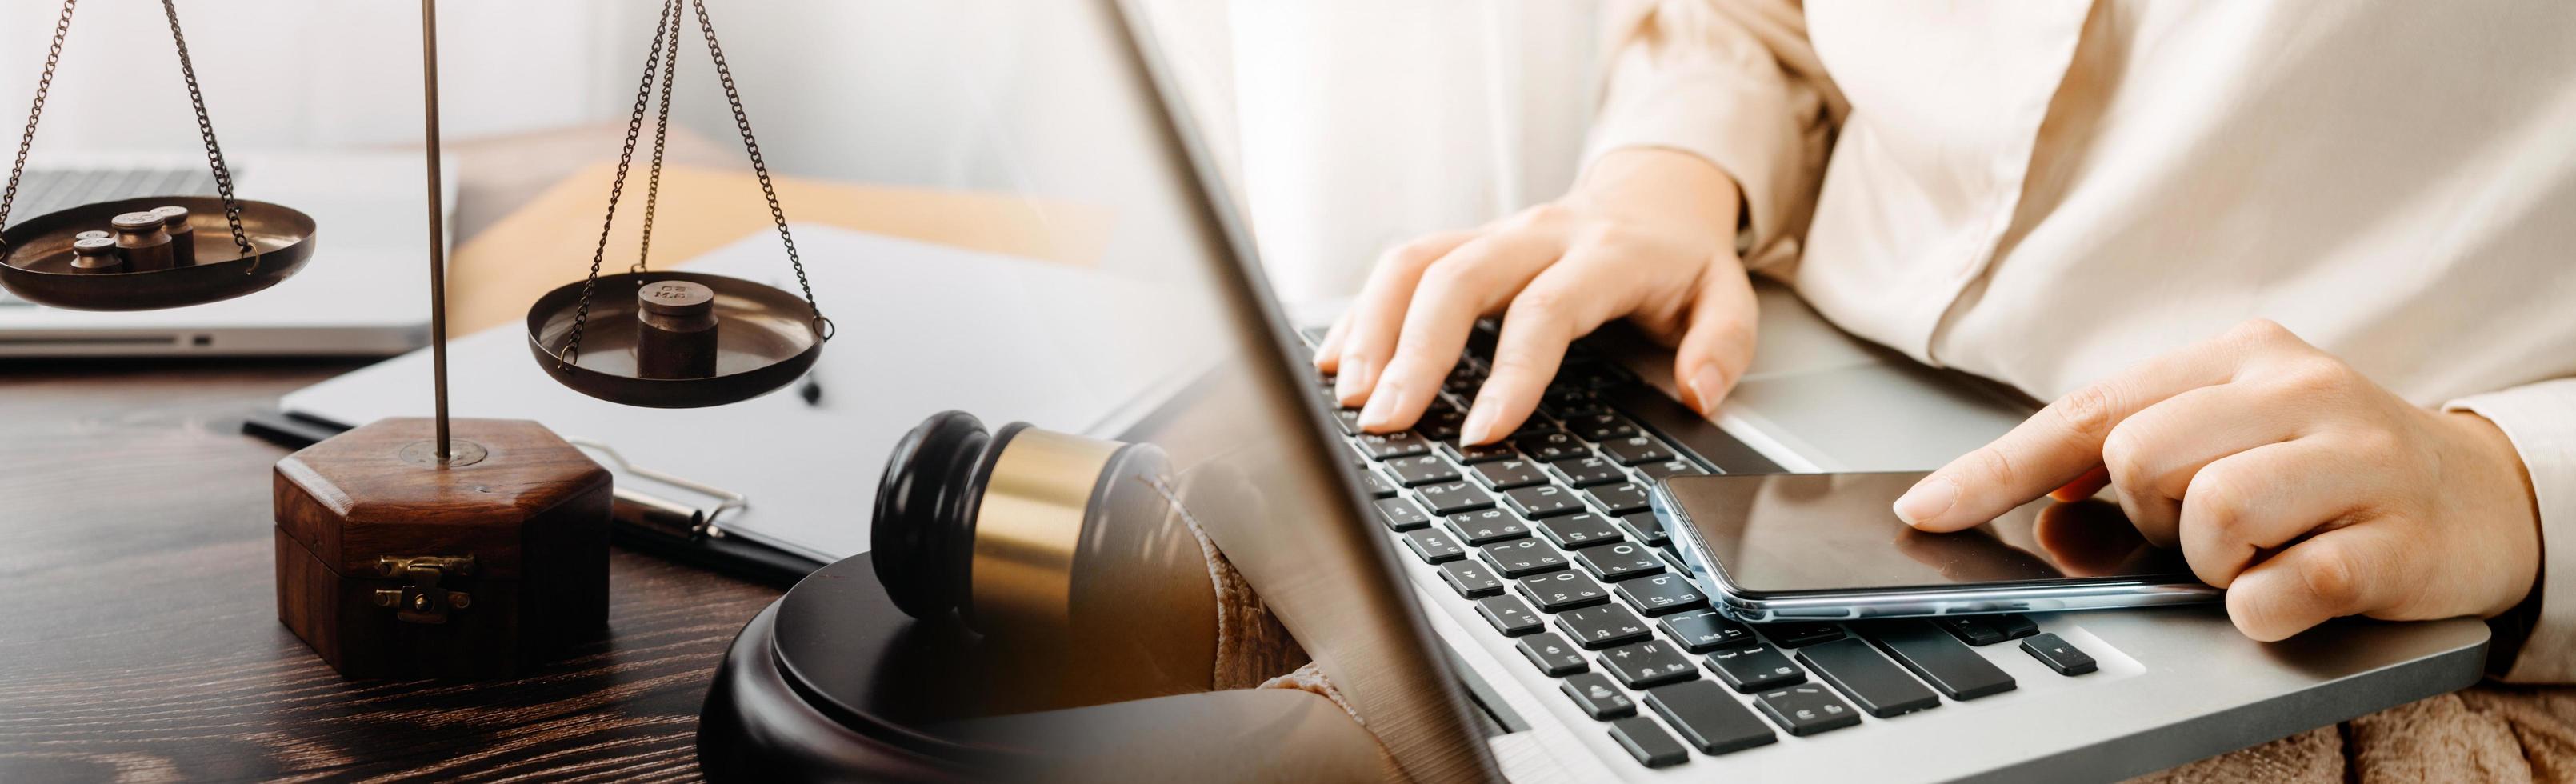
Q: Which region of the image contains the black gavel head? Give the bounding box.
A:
[872,410,1170,629]
[872,410,1000,622]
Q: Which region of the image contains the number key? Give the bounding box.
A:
[1371,498,1430,531]
[1384,454,1462,486]
[1575,542,1665,582]
[1598,435,1674,466]
[1478,538,1570,578]
[1614,574,1709,616]
[1503,486,1583,518]
[1415,481,1496,515]
[1470,458,1549,490]
[1517,570,1613,612]
[1443,508,1530,545]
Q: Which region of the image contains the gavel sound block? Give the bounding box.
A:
[272,418,613,679]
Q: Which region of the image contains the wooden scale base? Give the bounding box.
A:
[273,418,613,679]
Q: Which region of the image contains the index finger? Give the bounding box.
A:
[1896,334,2249,532]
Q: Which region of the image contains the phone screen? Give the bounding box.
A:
[1658,471,2196,596]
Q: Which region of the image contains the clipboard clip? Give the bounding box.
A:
[570,438,749,541]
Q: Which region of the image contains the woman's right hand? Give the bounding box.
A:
[1313,147,1761,445]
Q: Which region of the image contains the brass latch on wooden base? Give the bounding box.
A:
[370,555,476,625]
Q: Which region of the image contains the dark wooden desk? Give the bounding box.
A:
[0,359,784,782]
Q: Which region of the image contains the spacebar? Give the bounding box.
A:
[1862,620,2018,701]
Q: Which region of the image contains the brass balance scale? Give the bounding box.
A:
[0,0,317,311]
[0,0,838,680]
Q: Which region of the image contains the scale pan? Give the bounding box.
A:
[0,196,316,311]
[526,271,824,408]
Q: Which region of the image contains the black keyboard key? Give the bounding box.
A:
[1512,430,1587,462]
[1414,481,1497,516]
[1706,644,1805,693]
[1414,408,1467,442]
[1332,408,1362,436]
[1574,542,1665,582]
[1608,717,1690,769]
[1502,486,1584,518]
[1863,620,2018,701]
[1356,430,1431,459]
[1401,528,1466,564]
[1586,482,1652,515]
[1646,681,1778,755]
[1442,508,1530,545]
[1598,435,1675,466]
[1937,616,2006,646]
[1357,470,1398,498]
[1758,622,1846,648]
[1617,511,1670,548]
[1614,573,1709,616]
[1659,610,1757,654]
[1345,441,1372,470]
[1599,639,1699,689]
[1795,638,1942,718]
[1477,595,1545,636]
[1566,414,1641,442]
[1438,560,1506,598]
[1751,684,1862,737]
[1536,513,1625,550]
[1478,538,1570,578]
[1518,632,1589,676]
[1518,570,1613,612]
[1372,498,1430,532]
[1550,456,1626,488]
[1635,458,1706,481]
[1469,458,1550,490]
[1541,388,1606,418]
[1554,605,1653,650]
[1562,672,1638,720]
[2022,633,2098,675]
[1383,454,1462,486]
[1937,614,2039,646]
[1441,440,1518,465]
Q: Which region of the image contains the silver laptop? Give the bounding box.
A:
[0,150,444,357]
[1098,1,2493,780]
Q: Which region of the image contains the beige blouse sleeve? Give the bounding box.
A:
[1583,0,1846,270]
[2447,378,2576,682]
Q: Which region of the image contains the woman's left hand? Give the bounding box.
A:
[1894,318,2541,641]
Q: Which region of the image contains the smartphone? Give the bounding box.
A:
[1650,471,2222,622]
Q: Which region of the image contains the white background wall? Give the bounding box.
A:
[0,0,1602,301]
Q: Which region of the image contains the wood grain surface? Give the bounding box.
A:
[0,358,784,782]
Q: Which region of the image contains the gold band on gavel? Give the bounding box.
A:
[970,428,1122,638]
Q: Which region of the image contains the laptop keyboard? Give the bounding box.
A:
[0,166,220,307]
[1300,321,2099,768]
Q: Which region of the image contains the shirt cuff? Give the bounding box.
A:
[2446,378,2576,683]
[1582,12,1821,271]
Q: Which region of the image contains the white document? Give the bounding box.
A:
[282,226,1206,562]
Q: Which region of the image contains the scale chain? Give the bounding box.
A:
[0,0,257,269]
[693,0,830,340]
[634,0,685,276]
[0,0,78,256]
[562,0,683,367]
[160,0,255,270]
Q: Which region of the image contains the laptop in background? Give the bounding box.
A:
[0,150,446,358]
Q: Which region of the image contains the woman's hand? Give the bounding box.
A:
[1313,148,1758,445]
[1895,319,2542,641]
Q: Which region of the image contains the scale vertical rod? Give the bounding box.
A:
[420,0,450,462]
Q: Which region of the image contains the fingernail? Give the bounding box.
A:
[1336,360,1374,406]
[1687,367,1729,415]
[1459,404,1500,445]
[1893,476,1958,528]
[1357,381,1403,430]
